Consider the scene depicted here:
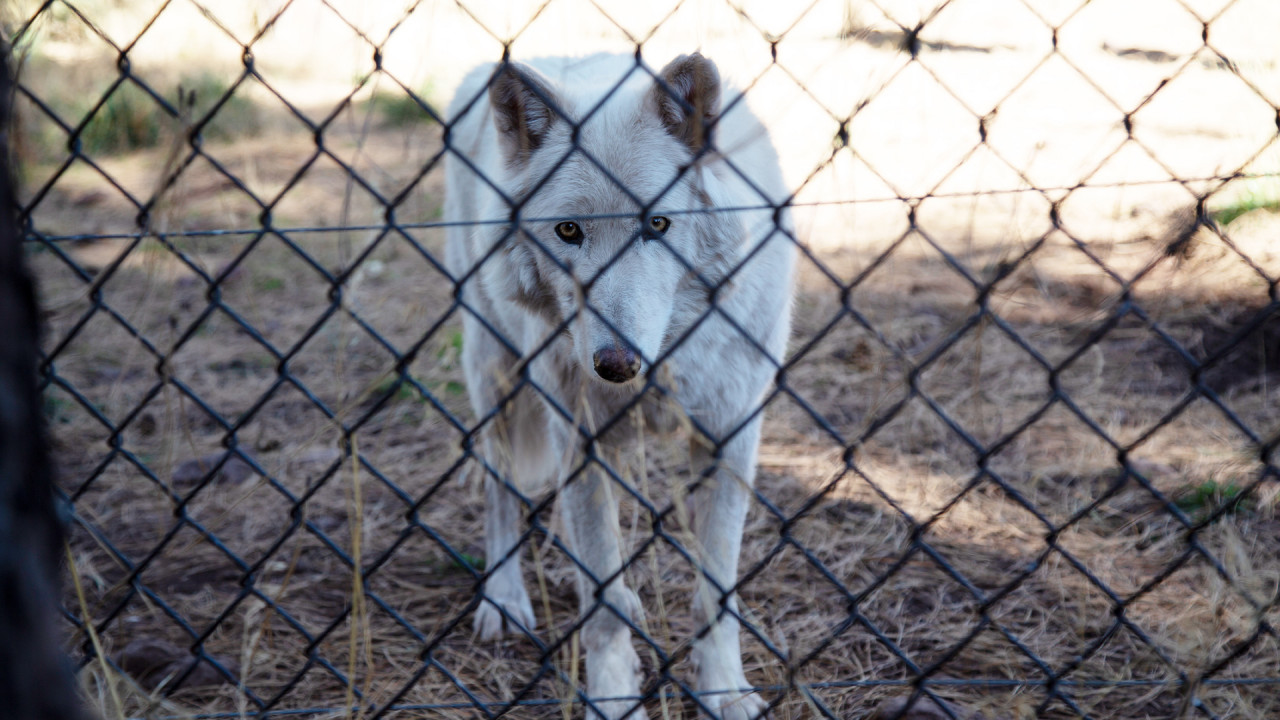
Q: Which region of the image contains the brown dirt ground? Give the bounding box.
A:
[14,5,1280,719]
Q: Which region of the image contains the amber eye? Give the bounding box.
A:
[554,221,583,244]
[647,216,671,236]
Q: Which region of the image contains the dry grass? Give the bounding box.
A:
[13,1,1280,718]
[30,131,1280,718]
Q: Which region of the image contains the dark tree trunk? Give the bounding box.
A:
[0,45,91,720]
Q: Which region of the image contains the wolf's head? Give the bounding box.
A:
[488,53,736,385]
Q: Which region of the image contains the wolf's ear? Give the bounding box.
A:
[648,53,721,155]
[489,63,560,163]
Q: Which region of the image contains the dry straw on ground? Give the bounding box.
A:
[12,0,1280,718]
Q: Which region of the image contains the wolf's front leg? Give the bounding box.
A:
[561,464,647,720]
[474,471,537,640]
[688,423,767,720]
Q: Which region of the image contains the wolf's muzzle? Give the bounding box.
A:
[593,347,640,383]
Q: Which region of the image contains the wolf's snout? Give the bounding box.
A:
[592,347,640,383]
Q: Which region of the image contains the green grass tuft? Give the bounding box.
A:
[365,85,437,128]
[422,552,484,573]
[78,82,166,154]
[452,553,484,572]
[181,72,261,142]
[74,72,260,156]
[435,329,463,364]
[1175,479,1252,519]
[42,394,75,425]
[1210,180,1280,226]
[256,276,285,292]
[373,375,424,404]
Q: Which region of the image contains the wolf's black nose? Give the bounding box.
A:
[593,347,640,383]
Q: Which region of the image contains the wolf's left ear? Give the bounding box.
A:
[648,53,721,155]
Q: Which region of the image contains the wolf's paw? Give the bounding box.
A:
[473,582,536,640]
[586,639,647,720]
[697,663,766,720]
[703,689,767,720]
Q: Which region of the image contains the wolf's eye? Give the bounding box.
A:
[554,221,583,244]
[646,216,671,237]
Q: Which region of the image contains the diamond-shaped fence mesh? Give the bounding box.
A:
[6,0,1280,718]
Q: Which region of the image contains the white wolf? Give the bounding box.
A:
[444,52,795,720]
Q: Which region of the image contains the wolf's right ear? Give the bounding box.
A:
[489,64,559,164]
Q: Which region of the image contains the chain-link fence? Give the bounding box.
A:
[7,0,1280,718]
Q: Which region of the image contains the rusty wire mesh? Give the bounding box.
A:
[7,0,1280,718]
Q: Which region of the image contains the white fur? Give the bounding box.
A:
[444,52,795,720]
